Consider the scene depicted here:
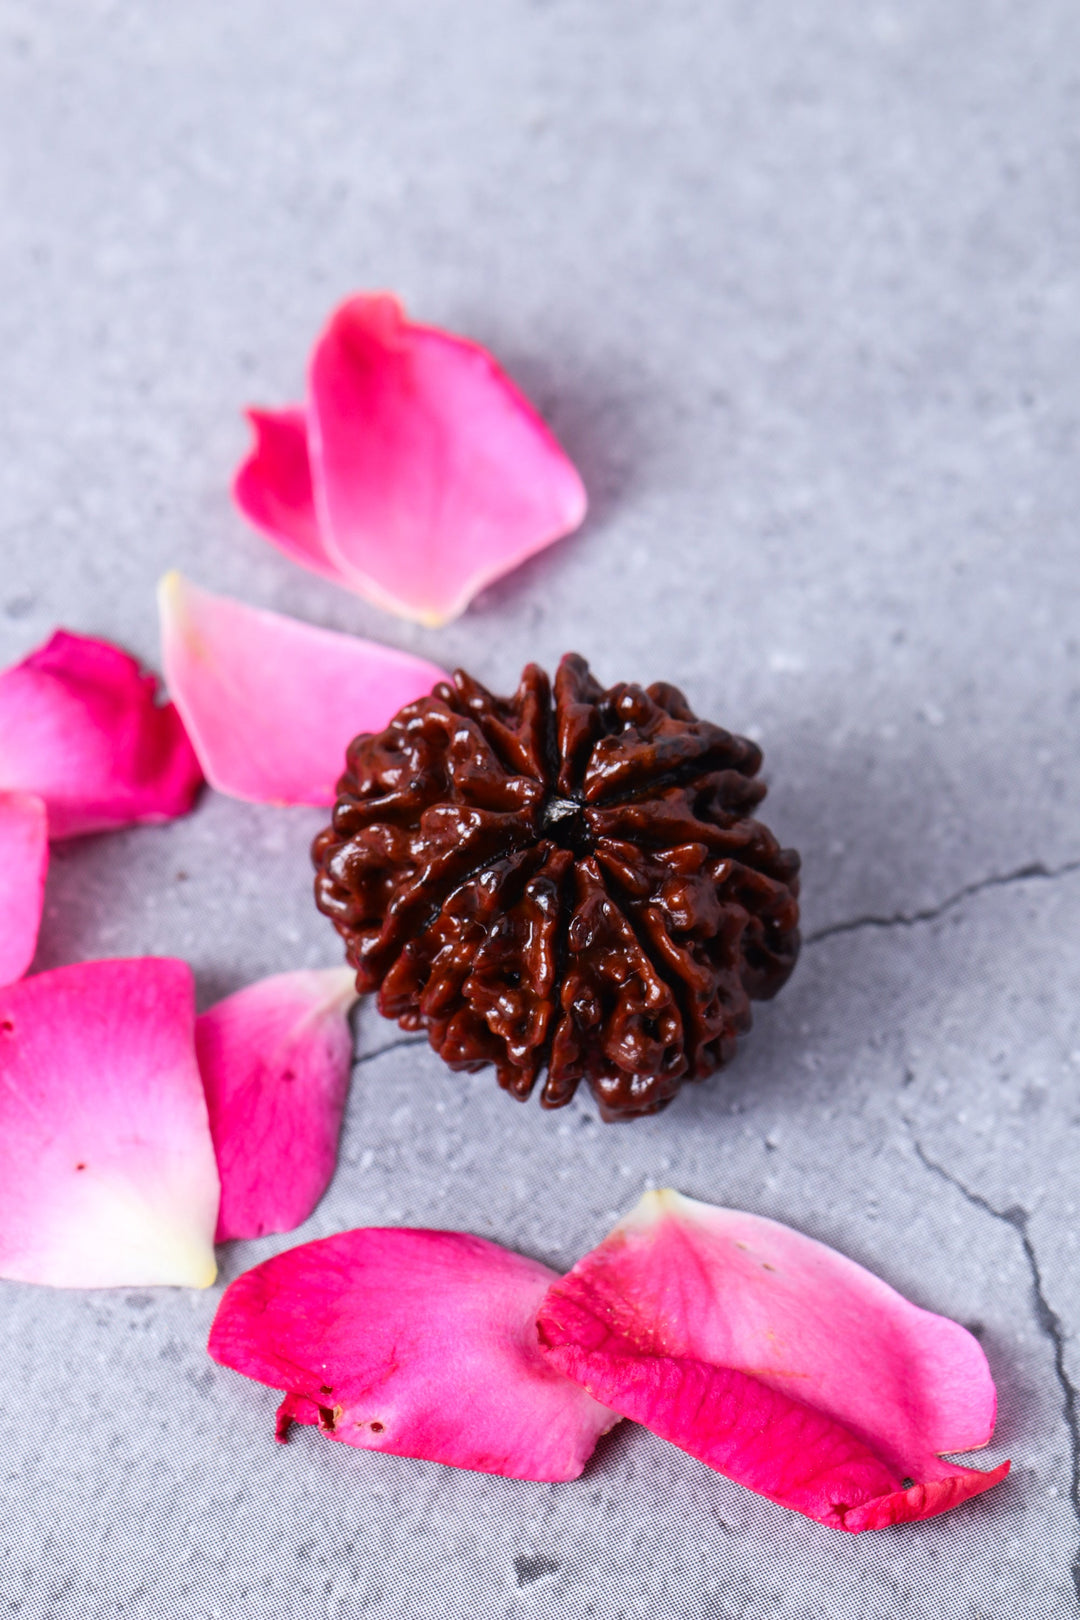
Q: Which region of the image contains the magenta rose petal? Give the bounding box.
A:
[537,1189,1009,1533]
[0,630,203,839]
[233,407,354,587]
[0,958,219,1288]
[197,967,359,1243]
[157,572,447,805]
[208,1227,620,1480]
[0,792,48,986]
[235,291,586,626]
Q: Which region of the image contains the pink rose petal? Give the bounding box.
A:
[157,573,447,805]
[0,958,219,1288]
[234,293,587,626]
[0,630,203,839]
[233,408,353,588]
[537,1189,1008,1532]
[0,792,48,986]
[208,1227,620,1480]
[197,967,359,1243]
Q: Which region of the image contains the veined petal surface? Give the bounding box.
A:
[209,1226,619,1480]
[157,573,446,804]
[0,630,202,838]
[283,293,586,625]
[0,792,48,986]
[197,967,358,1243]
[537,1189,1008,1532]
[0,958,219,1288]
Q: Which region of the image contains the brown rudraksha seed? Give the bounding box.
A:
[312,655,801,1121]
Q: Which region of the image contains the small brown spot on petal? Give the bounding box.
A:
[369,1420,385,1434]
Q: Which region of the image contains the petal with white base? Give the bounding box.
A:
[0,958,219,1288]
[158,573,446,805]
[537,1189,1008,1532]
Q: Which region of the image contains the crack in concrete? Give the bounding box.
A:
[805,857,1080,948]
[912,1138,1080,1602]
[353,1034,429,1068]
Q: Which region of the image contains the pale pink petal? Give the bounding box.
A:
[0,958,219,1288]
[0,630,203,839]
[157,573,447,805]
[302,293,587,625]
[208,1227,619,1480]
[537,1189,1008,1532]
[0,792,47,986]
[197,967,358,1243]
[233,408,355,588]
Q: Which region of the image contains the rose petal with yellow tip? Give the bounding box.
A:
[157,573,446,805]
[0,958,219,1289]
[537,1189,1008,1532]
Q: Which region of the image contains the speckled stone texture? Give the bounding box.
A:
[1,1,1078,1615]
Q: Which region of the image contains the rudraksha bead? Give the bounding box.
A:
[313,655,800,1120]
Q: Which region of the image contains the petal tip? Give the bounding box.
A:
[157,571,189,630]
[169,1235,219,1290]
[326,964,360,1009]
[625,1187,683,1225]
[156,577,447,805]
[194,1252,219,1290]
[840,1458,1011,1532]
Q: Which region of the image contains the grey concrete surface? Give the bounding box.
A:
[1,1,1079,1615]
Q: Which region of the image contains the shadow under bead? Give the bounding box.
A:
[312,654,801,1121]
